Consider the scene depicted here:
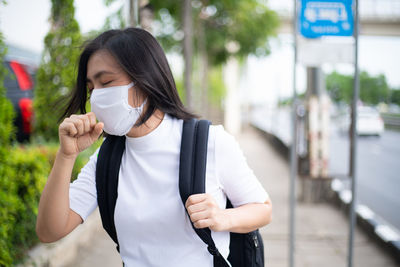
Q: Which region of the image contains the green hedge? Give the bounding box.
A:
[0,140,101,266]
[0,146,49,266]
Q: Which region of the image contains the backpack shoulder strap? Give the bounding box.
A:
[179,118,210,205]
[96,135,126,252]
[179,119,230,267]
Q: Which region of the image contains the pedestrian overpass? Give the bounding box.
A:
[271,0,400,36]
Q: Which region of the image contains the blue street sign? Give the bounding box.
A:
[300,0,353,38]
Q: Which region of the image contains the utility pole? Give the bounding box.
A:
[289,0,298,266]
[348,0,359,266]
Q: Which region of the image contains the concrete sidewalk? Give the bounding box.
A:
[63,126,398,267]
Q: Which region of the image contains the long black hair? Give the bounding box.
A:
[62,27,197,125]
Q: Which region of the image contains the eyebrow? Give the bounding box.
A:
[86,70,116,83]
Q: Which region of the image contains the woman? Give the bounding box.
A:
[36,27,272,266]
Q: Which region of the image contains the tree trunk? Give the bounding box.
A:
[182,0,193,108]
[128,0,139,27]
[139,0,154,32]
[198,19,209,118]
[127,0,153,31]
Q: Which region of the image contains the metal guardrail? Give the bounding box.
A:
[382,113,400,127]
[331,178,400,261]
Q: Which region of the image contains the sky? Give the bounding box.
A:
[1,0,399,105]
[0,0,119,52]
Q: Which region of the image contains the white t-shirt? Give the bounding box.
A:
[69,113,269,267]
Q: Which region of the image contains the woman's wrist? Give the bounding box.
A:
[219,202,272,233]
[57,149,78,161]
[220,208,234,232]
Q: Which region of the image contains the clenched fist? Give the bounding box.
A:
[58,112,103,158]
[185,193,230,232]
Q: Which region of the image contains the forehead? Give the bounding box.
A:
[86,49,121,79]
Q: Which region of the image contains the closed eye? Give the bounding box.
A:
[102,80,113,86]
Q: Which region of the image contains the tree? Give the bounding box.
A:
[182,0,193,108]
[326,71,353,104]
[34,0,82,141]
[0,6,17,265]
[151,0,279,65]
[359,72,390,105]
[150,0,279,111]
[390,89,400,107]
[326,71,391,105]
[100,0,126,31]
[0,32,15,147]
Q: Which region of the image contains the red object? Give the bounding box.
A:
[9,61,33,90]
[19,98,33,134]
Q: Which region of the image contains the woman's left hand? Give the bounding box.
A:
[185,193,230,232]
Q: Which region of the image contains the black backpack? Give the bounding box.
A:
[96,118,265,267]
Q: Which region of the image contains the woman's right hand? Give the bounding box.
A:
[58,112,104,158]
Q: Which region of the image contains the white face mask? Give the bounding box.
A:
[90,82,147,136]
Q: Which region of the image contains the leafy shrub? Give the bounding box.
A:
[72,139,102,181]
[0,96,15,146]
[0,146,49,266]
[0,139,102,266]
[37,139,102,181]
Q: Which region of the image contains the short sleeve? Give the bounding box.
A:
[69,148,99,222]
[214,126,269,207]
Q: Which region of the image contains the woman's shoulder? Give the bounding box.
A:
[209,124,236,147]
[166,116,235,149]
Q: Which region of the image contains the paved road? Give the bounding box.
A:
[330,126,400,230]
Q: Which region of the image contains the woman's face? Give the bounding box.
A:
[86,49,145,108]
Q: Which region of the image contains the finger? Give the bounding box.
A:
[70,118,84,136]
[185,194,208,208]
[63,117,73,124]
[86,112,97,127]
[187,202,207,215]
[63,117,82,136]
[90,122,103,140]
[81,115,91,133]
[193,219,213,229]
[75,115,90,133]
[61,121,78,137]
[189,210,210,223]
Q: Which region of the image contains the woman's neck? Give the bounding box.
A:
[126,109,165,138]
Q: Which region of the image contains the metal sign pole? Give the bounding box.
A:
[348,0,359,266]
[289,0,298,267]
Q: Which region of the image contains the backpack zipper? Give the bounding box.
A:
[253,234,259,248]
